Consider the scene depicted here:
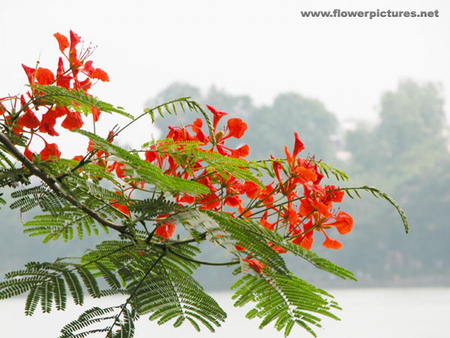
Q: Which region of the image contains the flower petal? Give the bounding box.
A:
[40,143,61,161]
[54,32,69,53]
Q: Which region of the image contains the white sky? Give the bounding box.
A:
[1,0,449,140]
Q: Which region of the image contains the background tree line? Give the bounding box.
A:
[1,79,448,289]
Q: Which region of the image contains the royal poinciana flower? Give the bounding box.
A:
[242,258,266,274]
[138,104,355,255]
[39,142,62,161]
[4,31,110,162]
[5,32,356,283]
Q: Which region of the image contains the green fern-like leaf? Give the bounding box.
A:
[10,185,52,212]
[0,262,94,315]
[0,147,16,169]
[59,305,138,338]
[144,140,264,187]
[79,239,226,333]
[204,210,290,275]
[31,85,133,119]
[143,98,214,144]
[75,265,102,298]
[342,185,409,233]
[281,241,356,281]
[76,129,209,196]
[316,161,349,181]
[130,265,226,332]
[232,272,341,337]
[129,196,185,219]
[0,167,30,188]
[22,207,108,242]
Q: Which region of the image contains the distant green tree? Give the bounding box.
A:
[341,79,450,283]
[378,80,445,157]
[247,93,338,161]
[149,86,339,163]
[148,83,254,138]
[346,79,446,171]
[203,85,254,118]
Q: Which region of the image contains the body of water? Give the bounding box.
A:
[2,287,449,337]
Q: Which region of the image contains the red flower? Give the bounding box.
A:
[91,106,101,122]
[224,195,242,208]
[110,191,131,216]
[82,61,110,82]
[18,111,40,129]
[22,64,36,85]
[56,57,72,89]
[18,96,40,129]
[291,220,315,250]
[61,110,84,130]
[226,118,247,139]
[54,32,69,53]
[24,148,34,161]
[40,143,61,161]
[258,183,275,207]
[292,132,305,158]
[108,161,127,178]
[322,232,343,250]
[110,202,131,216]
[295,234,314,250]
[325,211,354,234]
[90,68,109,82]
[72,155,84,162]
[39,107,68,136]
[324,185,345,203]
[190,118,209,143]
[242,181,261,199]
[177,193,195,204]
[293,166,318,183]
[291,227,315,250]
[197,193,221,210]
[235,244,246,251]
[69,30,82,68]
[260,211,276,230]
[229,144,250,158]
[206,105,227,130]
[242,258,265,274]
[155,222,176,238]
[35,68,55,85]
[268,242,287,253]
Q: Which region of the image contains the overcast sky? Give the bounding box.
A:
[2,0,449,129]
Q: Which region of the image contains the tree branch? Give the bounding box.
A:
[0,132,127,233]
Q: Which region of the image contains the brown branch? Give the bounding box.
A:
[0,132,127,233]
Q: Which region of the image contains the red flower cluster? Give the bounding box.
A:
[1,30,109,161]
[2,31,355,273]
[139,105,354,254]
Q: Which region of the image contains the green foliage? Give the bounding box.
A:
[31,85,133,119]
[59,305,138,338]
[341,186,409,234]
[142,138,264,187]
[0,167,31,188]
[248,158,350,182]
[232,273,340,337]
[142,97,215,144]
[0,87,408,337]
[77,129,210,196]
[0,262,89,314]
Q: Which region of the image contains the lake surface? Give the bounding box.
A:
[2,287,449,337]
